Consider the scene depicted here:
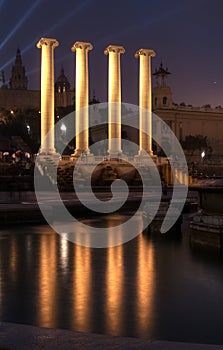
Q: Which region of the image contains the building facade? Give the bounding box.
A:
[0,49,74,110]
[0,49,222,157]
[153,63,223,156]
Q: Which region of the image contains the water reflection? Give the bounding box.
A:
[9,237,17,282]
[136,235,155,337]
[59,237,69,271]
[72,234,91,330]
[105,220,124,334]
[0,216,223,344]
[38,234,57,326]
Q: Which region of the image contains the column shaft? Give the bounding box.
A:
[104,45,125,156]
[72,42,93,155]
[37,38,59,154]
[135,49,156,155]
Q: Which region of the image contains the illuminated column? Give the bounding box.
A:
[104,45,125,157]
[135,49,156,156]
[37,38,59,154]
[71,41,93,155]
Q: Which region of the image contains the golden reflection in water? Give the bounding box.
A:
[0,236,19,312]
[0,240,5,309]
[37,234,57,327]
[9,237,17,283]
[59,237,69,271]
[72,232,91,330]
[0,272,2,316]
[105,217,124,335]
[136,234,155,337]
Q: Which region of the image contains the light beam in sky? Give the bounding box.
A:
[43,0,92,37]
[0,0,43,51]
[0,0,5,12]
[0,0,92,72]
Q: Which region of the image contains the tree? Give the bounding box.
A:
[181,135,210,160]
[1,108,41,153]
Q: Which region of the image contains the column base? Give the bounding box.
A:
[138,149,153,157]
[71,148,91,157]
[37,151,61,161]
[107,150,123,159]
[39,148,57,155]
[134,152,157,166]
[70,149,96,163]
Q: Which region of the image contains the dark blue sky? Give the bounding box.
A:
[0,0,223,107]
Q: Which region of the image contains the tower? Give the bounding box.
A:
[9,48,28,90]
[153,62,172,108]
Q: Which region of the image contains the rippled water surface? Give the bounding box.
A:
[0,213,223,345]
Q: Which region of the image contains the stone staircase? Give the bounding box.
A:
[132,165,159,186]
[57,162,85,191]
[35,154,60,186]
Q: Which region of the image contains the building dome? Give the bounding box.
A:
[55,67,70,93]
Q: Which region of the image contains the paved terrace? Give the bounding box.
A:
[0,323,223,350]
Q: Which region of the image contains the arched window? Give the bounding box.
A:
[163,96,167,105]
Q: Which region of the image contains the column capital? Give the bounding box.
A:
[36,37,59,49]
[104,45,125,55]
[71,41,93,52]
[135,48,156,58]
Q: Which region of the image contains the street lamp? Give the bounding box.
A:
[201,151,205,160]
[200,151,206,178]
[60,123,67,136]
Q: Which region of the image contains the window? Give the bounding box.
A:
[163,96,167,105]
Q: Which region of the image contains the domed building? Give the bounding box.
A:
[0,49,74,110]
[55,67,74,107]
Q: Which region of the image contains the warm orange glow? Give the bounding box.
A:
[37,38,59,153]
[135,49,156,155]
[104,45,125,155]
[105,222,124,334]
[71,42,93,154]
[59,237,69,270]
[9,236,17,283]
[136,234,155,337]
[72,234,91,330]
[37,234,57,326]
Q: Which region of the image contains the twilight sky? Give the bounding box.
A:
[0,0,222,107]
